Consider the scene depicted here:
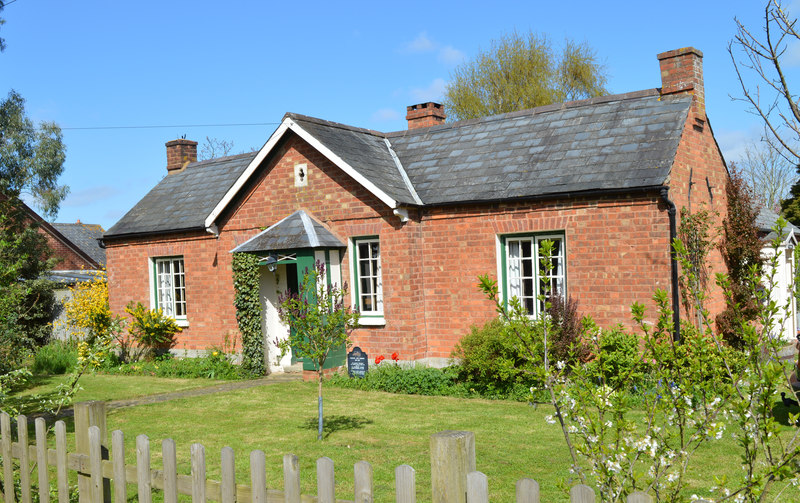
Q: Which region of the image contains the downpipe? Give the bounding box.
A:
[660,188,681,343]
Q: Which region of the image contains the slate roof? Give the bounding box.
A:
[289,115,419,205]
[231,210,345,253]
[106,89,694,238]
[756,207,800,242]
[105,152,256,237]
[51,223,106,266]
[388,91,690,204]
[46,270,101,285]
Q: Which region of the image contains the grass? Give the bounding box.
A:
[104,381,569,502]
[14,373,220,403]
[12,378,800,502]
[76,381,797,503]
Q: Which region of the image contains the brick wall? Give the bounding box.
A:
[664,102,730,323]
[40,228,96,271]
[107,118,729,361]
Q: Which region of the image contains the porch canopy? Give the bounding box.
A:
[230,210,345,254]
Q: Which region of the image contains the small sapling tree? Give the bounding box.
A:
[277,261,359,440]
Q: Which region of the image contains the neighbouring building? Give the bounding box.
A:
[103,47,730,372]
[756,208,798,344]
[17,202,107,339]
[43,220,106,340]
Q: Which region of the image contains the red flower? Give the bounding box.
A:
[391,352,399,361]
[375,355,385,364]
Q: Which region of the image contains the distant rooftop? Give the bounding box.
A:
[52,222,106,266]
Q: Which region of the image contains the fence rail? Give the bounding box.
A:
[0,402,710,503]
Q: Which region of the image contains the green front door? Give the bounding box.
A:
[278,248,346,371]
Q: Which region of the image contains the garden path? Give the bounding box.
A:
[105,373,302,410]
[41,373,303,421]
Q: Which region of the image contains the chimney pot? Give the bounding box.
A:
[657,47,705,118]
[165,139,198,173]
[406,102,446,130]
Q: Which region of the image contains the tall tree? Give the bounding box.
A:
[443,32,608,121]
[715,166,765,349]
[738,140,796,212]
[729,1,800,163]
[0,0,6,53]
[780,172,800,226]
[0,90,67,372]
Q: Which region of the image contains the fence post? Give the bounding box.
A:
[354,461,373,503]
[395,465,415,503]
[515,479,539,503]
[569,484,595,503]
[75,401,109,503]
[17,415,30,503]
[430,430,475,503]
[1,412,14,503]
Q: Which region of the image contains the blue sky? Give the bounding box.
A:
[0,0,793,229]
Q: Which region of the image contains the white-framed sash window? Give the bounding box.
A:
[503,234,565,316]
[152,257,187,320]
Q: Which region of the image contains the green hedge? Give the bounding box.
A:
[232,253,265,377]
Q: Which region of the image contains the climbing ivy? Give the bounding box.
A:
[232,252,265,376]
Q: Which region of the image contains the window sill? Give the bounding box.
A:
[359,317,385,326]
[175,319,189,328]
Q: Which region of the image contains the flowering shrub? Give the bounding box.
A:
[123,302,181,361]
[52,270,124,414]
[479,227,800,502]
[59,270,113,342]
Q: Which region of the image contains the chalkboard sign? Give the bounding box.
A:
[347,347,368,378]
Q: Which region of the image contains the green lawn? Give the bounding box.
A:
[87,381,789,503]
[12,377,798,502]
[15,373,220,404]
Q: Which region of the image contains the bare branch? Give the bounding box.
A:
[729,0,800,162]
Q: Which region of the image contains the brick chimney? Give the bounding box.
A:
[657,47,705,119]
[406,102,446,130]
[165,139,198,173]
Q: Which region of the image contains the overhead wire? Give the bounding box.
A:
[60,122,281,131]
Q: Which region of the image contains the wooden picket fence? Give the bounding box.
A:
[0,402,711,503]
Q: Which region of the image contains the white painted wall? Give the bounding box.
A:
[259,264,293,372]
[762,240,797,342]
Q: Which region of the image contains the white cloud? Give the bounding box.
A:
[716,128,763,163]
[371,108,401,122]
[62,186,122,207]
[403,33,463,66]
[411,78,447,102]
[438,45,465,65]
[405,32,435,53]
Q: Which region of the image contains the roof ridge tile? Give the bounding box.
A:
[285,113,386,138]
[386,88,663,138]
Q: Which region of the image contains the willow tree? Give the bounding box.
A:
[443,31,608,121]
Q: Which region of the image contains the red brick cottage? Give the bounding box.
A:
[103,47,729,371]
